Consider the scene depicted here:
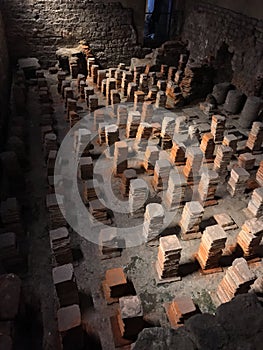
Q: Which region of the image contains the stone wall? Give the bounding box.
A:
[0,10,10,147]
[179,0,263,96]
[205,0,263,20]
[109,0,146,44]
[0,0,147,68]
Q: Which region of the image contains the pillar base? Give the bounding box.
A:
[155,262,181,285]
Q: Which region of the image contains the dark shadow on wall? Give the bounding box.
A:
[213,42,234,84]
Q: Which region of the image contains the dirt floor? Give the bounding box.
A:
[22,71,263,350]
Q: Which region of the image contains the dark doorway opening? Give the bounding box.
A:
[144,0,173,47]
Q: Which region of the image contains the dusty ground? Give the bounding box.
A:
[22,71,263,350]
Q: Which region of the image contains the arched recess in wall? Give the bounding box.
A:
[213,42,234,84]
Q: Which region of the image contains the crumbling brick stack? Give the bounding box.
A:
[256,161,263,186]
[198,170,219,206]
[89,94,99,112]
[143,145,159,172]
[69,111,80,129]
[200,133,215,161]
[115,68,124,89]
[227,167,250,197]
[113,141,128,176]
[94,110,105,130]
[46,194,67,229]
[126,111,141,138]
[183,147,203,184]
[143,203,165,246]
[57,304,83,350]
[84,86,94,108]
[89,199,109,224]
[236,217,263,259]
[117,105,128,128]
[99,227,122,259]
[170,139,186,165]
[78,71,86,89]
[211,115,226,143]
[139,74,149,94]
[75,129,92,157]
[166,296,199,328]
[164,172,187,210]
[156,235,182,282]
[180,201,204,240]
[152,159,171,191]
[49,227,73,266]
[134,91,145,112]
[91,64,99,84]
[104,268,129,299]
[44,133,58,159]
[47,150,57,178]
[213,145,232,181]
[57,71,67,93]
[64,87,74,106]
[246,122,263,152]
[52,263,79,307]
[134,122,152,151]
[121,169,137,197]
[97,70,107,88]
[160,116,175,150]
[166,81,182,108]
[129,179,148,217]
[61,80,71,99]
[121,72,133,96]
[117,296,144,339]
[247,187,263,218]
[127,82,138,102]
[79,81,86,101]
[110,89,121,114]
[174,116,188,134]
[105,124,119,155]
[106,78,117,105]
[78,157,93,180]
[141,101,153,123]
[222,134,238,154]
[216,258,256,304]
[67,99,77,121]
[155,91,167,109]
[238,153,256,170]
[82,179,100,203]
[196,225,227,270]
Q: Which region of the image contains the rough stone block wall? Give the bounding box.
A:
[181,0,263,96]
[0,0,146,68]
[0,10,10,145]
